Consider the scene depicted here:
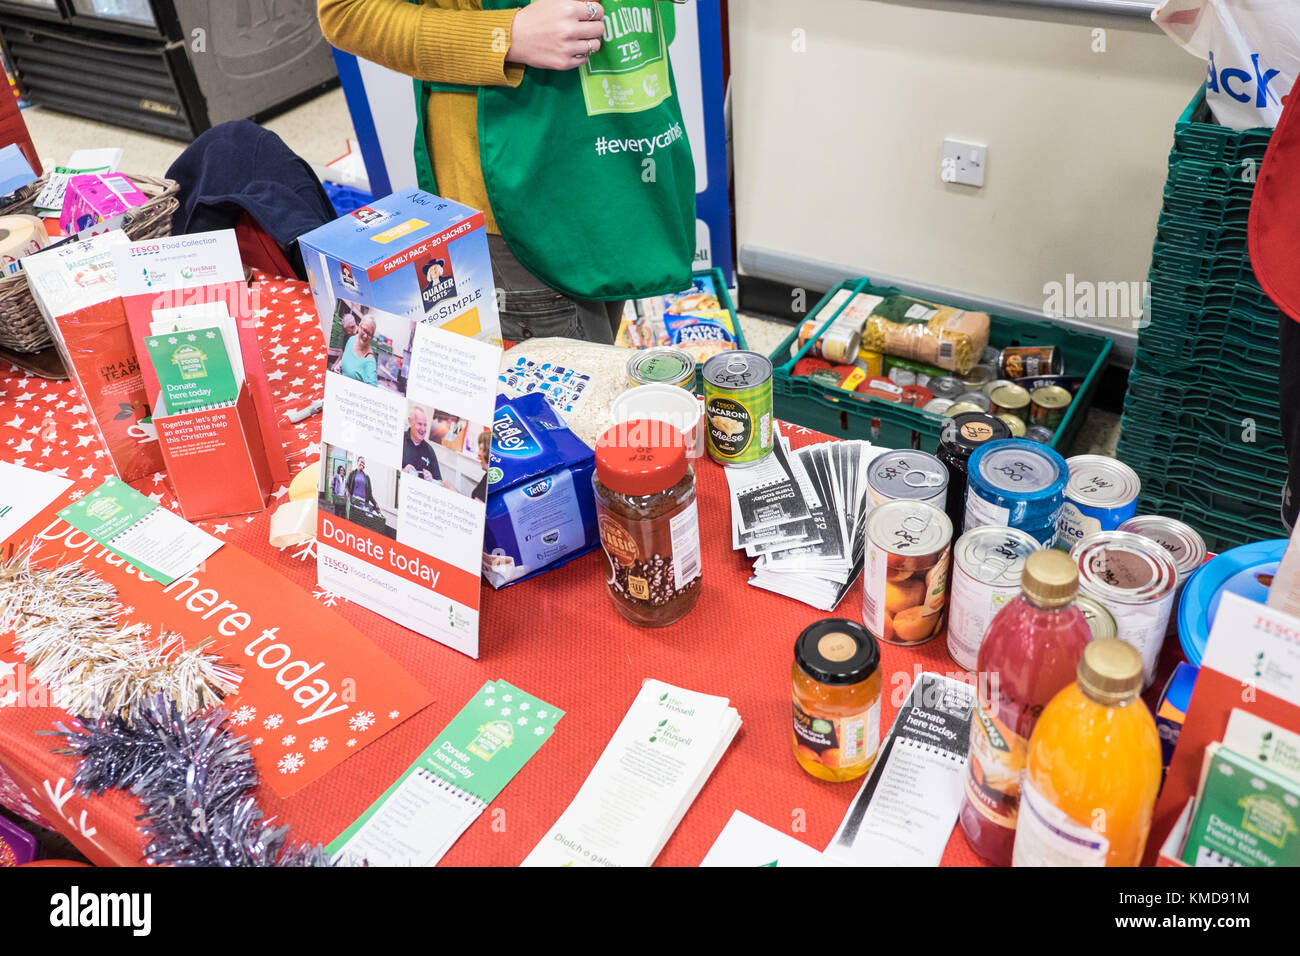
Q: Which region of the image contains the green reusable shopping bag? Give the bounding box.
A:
[411,0,696,300]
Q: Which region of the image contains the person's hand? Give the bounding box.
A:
[507,0,604,71]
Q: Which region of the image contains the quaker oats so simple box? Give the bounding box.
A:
[299,186,502,349]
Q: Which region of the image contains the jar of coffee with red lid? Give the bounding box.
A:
[593,419,702,627]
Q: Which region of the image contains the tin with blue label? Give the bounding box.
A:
[1055,455,1141,552]
[963,439,1068,546]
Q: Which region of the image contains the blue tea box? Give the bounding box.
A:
[298,186,502,350]
[483,392,599,589]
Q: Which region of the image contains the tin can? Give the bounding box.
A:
[959,365,995,389]
[1071,531,1179,688]
[855,348,885,377]
[1025,425,1055,444]
[703,350,773,467]
[1000,346,1063,379]
[1116,514,1207,640]
[989,384,1031,421]
[867,450,949,508]
[863,500,953,646]
[979,346,1002,367]
[937,413,1011,545]
[888,368,918,387]
[901,384,934,408]
[946,401,986,417]
[1115,514,1207,585]
[923,397,955,417]
[964,439,1068,545]
[946,526,1042,670]
[1029,386,1072,429]
[797,318,862,365]
[929,376,966,401]
[856,376,905,402]
[1075,595,1118,640]
[982,378,1017,399]
[627,347,697,390]
[996,413,1026,438]
[955,391,992,411]
[1055,455,1141,552]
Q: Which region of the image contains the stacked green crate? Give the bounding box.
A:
[1116,91,1284,554]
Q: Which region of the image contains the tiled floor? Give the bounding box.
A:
[22,94,1123,459]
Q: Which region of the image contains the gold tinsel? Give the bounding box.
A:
[0,545,241,720]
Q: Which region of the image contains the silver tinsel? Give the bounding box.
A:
[0,546,240,721]
[2,546,328,866]
[54,697,330,867]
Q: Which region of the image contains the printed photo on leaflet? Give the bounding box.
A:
[319,443,399,540]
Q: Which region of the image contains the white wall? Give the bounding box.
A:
[729,0,1206,333]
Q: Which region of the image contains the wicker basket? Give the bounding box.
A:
[0,173,180,353]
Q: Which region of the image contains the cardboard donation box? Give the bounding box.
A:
[113,230,288,520]
[1151,592,1300,866]
[25,231,165,482]
[299,189,502,658]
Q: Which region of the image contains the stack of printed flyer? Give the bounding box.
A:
[726,429,875,611]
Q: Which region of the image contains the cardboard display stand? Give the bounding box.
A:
[1148,591,1300,866]
[25,231,166,483]
[298,189,502,658]
[112,231,288,519]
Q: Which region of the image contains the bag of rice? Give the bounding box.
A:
[497,337,629,448]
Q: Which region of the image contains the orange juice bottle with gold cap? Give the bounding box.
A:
[1012,639,1162,867]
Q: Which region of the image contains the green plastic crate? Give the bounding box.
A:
[1171,89,1273,165]
[1136,493,1283,554]
[767,279,1112,452]
[1124,367,1281,420]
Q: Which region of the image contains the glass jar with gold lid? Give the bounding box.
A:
[792,618,883,782]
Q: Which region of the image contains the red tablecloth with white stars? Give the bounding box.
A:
[0,272,1016,867]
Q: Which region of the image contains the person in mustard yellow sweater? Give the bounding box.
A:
[317,0,697,344]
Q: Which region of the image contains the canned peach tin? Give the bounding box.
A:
[863,500,953,646]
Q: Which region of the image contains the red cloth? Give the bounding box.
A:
[1250,96,1300,323]
[0,273,988,866]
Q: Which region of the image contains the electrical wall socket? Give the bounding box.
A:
[941,139,986,188]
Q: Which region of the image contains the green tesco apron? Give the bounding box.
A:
[412,0,695,302]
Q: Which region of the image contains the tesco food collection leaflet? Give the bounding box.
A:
[299,189,504,658]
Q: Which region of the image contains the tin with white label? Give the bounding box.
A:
[867,450,949,509]
[946,526,1042,670]
[1055,455,1141,552]
[1115,514,1207,585]
[702,351,773,467]
[1116,513,1207,639]
[964,439,1068,546]
[1071,531,1179,688]
[863,501,953,646]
